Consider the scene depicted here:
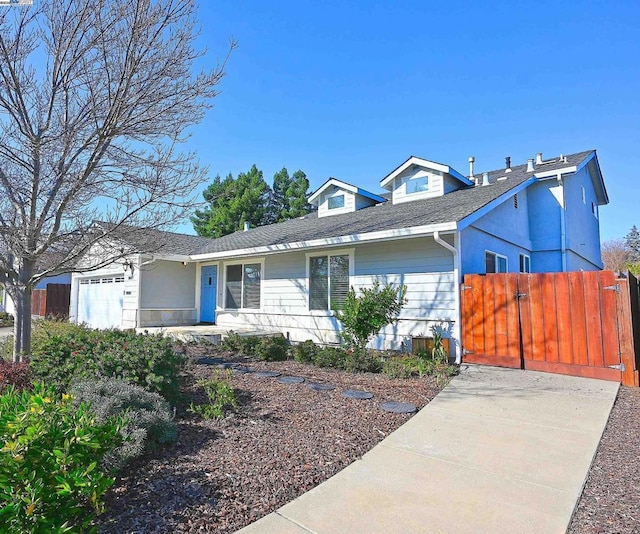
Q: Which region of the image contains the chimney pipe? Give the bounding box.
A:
[468,156,475,183]
[482,172,490,186]
[505,156,512,173]
[243,221,250,231]
[526,158,535,172]
[536,152,543,165]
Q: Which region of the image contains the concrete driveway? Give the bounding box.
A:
[238,365,619,534]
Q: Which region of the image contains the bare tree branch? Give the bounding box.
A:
[0,0,235,360]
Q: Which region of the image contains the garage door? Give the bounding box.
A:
[77,276,125,329]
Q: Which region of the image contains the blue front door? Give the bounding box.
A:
[200,265,217,323]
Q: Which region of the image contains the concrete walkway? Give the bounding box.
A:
[237,365,619,534]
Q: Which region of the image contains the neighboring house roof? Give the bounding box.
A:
[104,150,602,259]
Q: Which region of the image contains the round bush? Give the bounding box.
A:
[71,378,177,471]
[292,340,318,364]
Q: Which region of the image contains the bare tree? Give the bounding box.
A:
[0,0,234,361]
[601,239,630,273]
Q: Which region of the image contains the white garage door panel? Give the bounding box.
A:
[77,276,124,329]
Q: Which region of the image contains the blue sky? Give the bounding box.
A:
[179,0,639,241]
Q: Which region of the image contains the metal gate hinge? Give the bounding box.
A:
[461,286,473,290]
[608,363,626,371]
[463,349,475,355]
[515,293,527,299]
[604,284,621,293]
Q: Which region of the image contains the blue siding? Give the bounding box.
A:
[34,273,72,289]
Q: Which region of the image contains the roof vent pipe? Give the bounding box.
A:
[505,156,512,173]
[468,156,475,183]
[482,172,490,186]
[526,158,535,172]
[243,221,250,231]
[536,152,543,165]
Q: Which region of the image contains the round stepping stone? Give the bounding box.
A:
[307,382,335,391]
[342,389,374,400]
[232,366,255,374]
[277,376,305,384]
[254,370,281,378]
[380,401,417,414]
[217,362,237,369]
[196,357,225,365]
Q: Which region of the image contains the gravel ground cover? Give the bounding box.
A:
[569,386,640,534]
[98,344,446,533]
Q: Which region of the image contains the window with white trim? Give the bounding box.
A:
[309,254,350,310]
[406,176,429,194]
[519,254,531,273]
[485,251,508,273]
[327,195,345,210]
[225,263,261,309]
[581,186,586,204]
[592,202,598,219]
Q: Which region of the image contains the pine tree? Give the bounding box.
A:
[625,225,640,263]
[270,168,313,223]
[192,166,271,237]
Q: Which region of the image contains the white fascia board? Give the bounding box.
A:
[380,156,472,189]
[189,222,458,261]
[457,177,536,231]
[308,178,358,203]
[533,166,577,179]
[577,151,609,205]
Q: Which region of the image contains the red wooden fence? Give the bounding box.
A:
[461,271,640,386]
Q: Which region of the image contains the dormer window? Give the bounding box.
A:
[406,176,429,194]
[328,194,345,209]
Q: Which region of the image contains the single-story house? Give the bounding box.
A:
[70,150,608,361]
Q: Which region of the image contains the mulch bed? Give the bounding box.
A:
[569,386,640,534]
[98,344,445,533]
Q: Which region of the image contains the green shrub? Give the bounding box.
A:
[221,333,262,355]
[0,384,122,533]
[254,336,289,361]
[334,281,407,351]
[345,349,383,373]
[313,346,348,368]
[382,357,416,379]
[0,361,32,393]
[0,311,13,327]
[28,323,185,402]
[292,340,318,364]
[383,355,458,382]
[188,371,238,419]
[71,378,177,471]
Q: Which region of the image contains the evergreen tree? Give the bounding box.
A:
[270,168,313,223]
[625,225,640,263]
[192,166,271,237]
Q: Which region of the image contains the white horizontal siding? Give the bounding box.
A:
[317,189,355,217]
[216,237,456,350]
[392,168,444,205]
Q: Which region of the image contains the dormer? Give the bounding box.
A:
[380,156,472,204]
[308,178,386,218]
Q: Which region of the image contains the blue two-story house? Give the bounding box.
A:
[70,150,608,361]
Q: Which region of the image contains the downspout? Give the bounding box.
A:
[434,230,462,364]
[557,173,567,271]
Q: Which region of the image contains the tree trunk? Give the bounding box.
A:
[11,260,34,363]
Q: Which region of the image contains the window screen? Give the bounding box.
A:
[225,264,242,309]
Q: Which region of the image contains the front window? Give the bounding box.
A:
[309,254,349,310]
[406,176,429,194]
[519,254,531,273]
[225,263,261,309]
[485,251,508,273]
[328,195,345,209]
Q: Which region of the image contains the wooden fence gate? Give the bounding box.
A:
[461,271,640,386]
[31,284,71,318]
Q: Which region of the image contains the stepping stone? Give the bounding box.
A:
[254,371,281,378]
[380,401,417,414]
[233,366,255,374]
[196,357,225,365]
[342,389,374,400]
[217,362,237,369]
[307,382,335,391]
[277,376,305,384]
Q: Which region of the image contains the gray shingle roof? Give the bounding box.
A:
[111,150,597,257]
